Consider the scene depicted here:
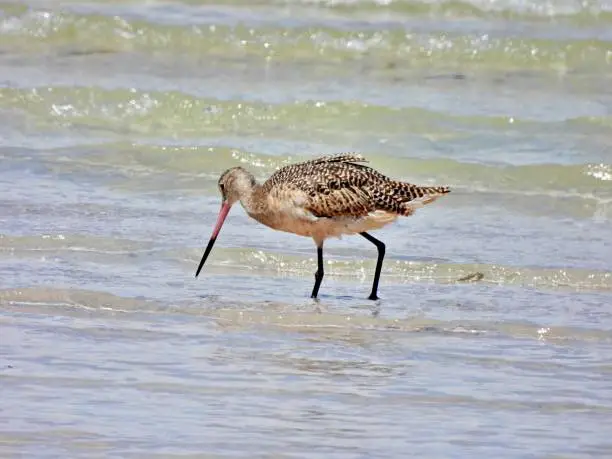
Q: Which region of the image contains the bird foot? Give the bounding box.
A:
[367,293,379,301]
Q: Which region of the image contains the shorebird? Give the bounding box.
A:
[195,154,450,300]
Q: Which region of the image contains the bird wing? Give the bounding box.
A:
[303,153,368,166]
[305,181,376,218]
[263,159,379,218]
[261,154,450,219]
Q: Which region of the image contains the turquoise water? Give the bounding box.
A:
[1,0,611,457]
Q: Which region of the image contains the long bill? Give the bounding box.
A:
[195,201,231,278]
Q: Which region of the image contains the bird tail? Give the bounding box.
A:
[394,183,450,216]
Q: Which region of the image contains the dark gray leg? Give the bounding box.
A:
[360,232,385,300]
[311,245,324,299]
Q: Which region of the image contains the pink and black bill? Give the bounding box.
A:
[194,201,231,278]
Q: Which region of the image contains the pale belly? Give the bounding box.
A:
[248,209,398,240]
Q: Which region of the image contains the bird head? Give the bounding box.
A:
[194,167,256,278]
[217,167,256,206]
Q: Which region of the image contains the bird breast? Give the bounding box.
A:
[244,190,397,240]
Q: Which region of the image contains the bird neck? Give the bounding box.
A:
[234,179,261,214]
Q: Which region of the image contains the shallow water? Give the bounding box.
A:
[1,0,612,457]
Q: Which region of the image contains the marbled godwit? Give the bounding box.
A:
[195,154,450,300]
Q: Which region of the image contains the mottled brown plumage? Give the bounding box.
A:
[259,153,449,219]
[195,153,450,300]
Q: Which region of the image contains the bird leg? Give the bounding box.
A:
[311,245,324,299]
[360,232,385,300]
